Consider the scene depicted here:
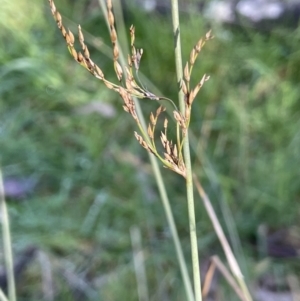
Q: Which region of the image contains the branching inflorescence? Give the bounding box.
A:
[48,0,213,178]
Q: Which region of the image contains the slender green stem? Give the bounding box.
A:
[170,1,202,301]
[193,175,252,301]
[0,170,16,301]
[98,1,194,300]
[0,289,9,301]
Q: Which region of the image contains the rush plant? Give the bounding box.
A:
[47,0,252,300]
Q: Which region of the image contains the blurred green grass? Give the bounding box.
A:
[1,0,300,300]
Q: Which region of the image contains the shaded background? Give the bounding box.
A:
[0,0,300,300]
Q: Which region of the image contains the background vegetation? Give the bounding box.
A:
[0,0,299,300]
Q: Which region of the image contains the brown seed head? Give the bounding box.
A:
[160,132,167,146]
[113,45,119,60]
[123,105,129,113]
[173,110,186,129]
[181,79,188,95]
[77,52,84,62]
[104,80,114,90]
[49,0,56,13]
[114,61,123,81]
[61,26,66,37]
[173,144,178,158]
[68,29,75,45]
[55,11,62,23]
[156,105,165,116]
[70,47,78,60]
[147,124,154,139]
[165,141,171,155]
[195,38,203,53]
[190,48,196,65]
[110,28,117,43]
[95,65,104,79]
[83,46,90,59]
[164,153,173,163]
[206,30,213,40]
[134,132,149,150]
[106,0,112,10]
[78,25,84,44]
[150,112,156,126]
[108,10,114,27]
[184,62,190,82]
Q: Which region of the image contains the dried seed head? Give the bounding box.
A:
[173,110,182,123]
[181,79,188,95]
[70,47,78,60]
[188,90,195,106]
[190,48,196,65]
[127,54,132,67]
[147,124,154,139]
[134,132,149,150]
[189,74,210,105]
[125,78,132,91]
[206,30,213,40]
[77,52,84,62]
[55,11,62,23]
[108,10,114,27]
[78,25,84,44]
[184,62,190,82]
[83,46,90,59]
[164,153,173,163]
[110,28,117,43]
[165,141,171,155]
[49,0,56,13]
[95,65,104,79]
[160,132,167,146]
[150,112,156,126]
[113,45,119,60]
[106,0,112,10]
[195,38,203,53]
[173,144,178,158]
[156,105,165,116]
[61,26,66,37]
[134,49,143,70]
[104,80,114,90]
[114,61,123,81]
[141,140,148,149]
[173,110,186,129]
[68,29,75,45]
[123,105,129,113]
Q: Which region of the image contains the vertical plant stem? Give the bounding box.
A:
[98,2,194,300]
[130,226,149,301]
[193,176,252,301]
[0,290,9,301]
[0,170,16,301]
[170,1,202,301]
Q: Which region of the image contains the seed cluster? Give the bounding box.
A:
[48,0,212,178]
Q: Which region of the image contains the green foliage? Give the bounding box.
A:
[1,0,299,300]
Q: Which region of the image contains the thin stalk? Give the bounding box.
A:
[170,1,202,301]
[0,170,16,301]
[98,2,194,300]
[0,290,9,301]
[193,175,252,301]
